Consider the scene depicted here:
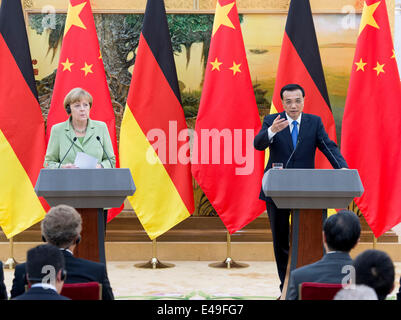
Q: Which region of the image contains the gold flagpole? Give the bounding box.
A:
[4,237,18,269]
[209,232,249,269]
[135,238,174,269]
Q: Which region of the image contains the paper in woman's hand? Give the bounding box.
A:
[74,152,98,169]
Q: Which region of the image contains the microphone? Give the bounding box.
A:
[320,137,341,169]
[285,137,301,168]
[58,137,77,168]
[96,136,113,168]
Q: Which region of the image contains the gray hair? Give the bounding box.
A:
[41,204,82,248]
[334,285,378,300]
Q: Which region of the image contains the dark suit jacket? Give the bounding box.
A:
[397,277,401,300]
[254,112,348,201]
[0,261,7,300]
[12,286,70,300]
[287,252,353,300]
[10,250,114,300]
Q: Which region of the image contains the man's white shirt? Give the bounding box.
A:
[267,113,302,141]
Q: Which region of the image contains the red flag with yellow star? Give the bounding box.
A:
[191,0,265,233]
[47,0,122,220]
[341,0,401,237]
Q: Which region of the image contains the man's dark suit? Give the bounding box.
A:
[10,250,114,300]
[12,286,70,300]
[254,112,348,290]
[0,261,7,300]
[287,252,353,300]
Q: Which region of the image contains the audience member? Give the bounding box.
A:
[287,210,361,300]
[11,204,114,300]
[353,249,395,300]
[333,284,378,300]
[0,261,7,300]
[13,244,70,300]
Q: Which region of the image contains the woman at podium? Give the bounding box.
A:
[44,87,115,169]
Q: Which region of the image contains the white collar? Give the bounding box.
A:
[31,283,58,292]
[60,248,73,255]
[286,112,302,124]
[326,251,348,254]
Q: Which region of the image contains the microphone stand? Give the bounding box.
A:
[96,136,113,168]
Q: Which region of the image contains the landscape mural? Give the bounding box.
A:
[28,12,360,215]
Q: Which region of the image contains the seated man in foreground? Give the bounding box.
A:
[11,204,114,300]
[287,210,361,300]
[13,244,70,300]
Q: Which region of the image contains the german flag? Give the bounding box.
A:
[0,0,46,238]
[271,0,336,169]
[119,0,194,239]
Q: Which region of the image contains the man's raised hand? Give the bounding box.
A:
[270,114,289,133]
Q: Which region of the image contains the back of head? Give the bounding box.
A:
[26,244,65,284]
[323,210,360,252]
[333,284,378,300]
[41,204,82,248]
[353,249,395,300]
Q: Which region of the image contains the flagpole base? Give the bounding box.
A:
[4,257,18,269]
[134,257,175,269]
[208,257,249,269]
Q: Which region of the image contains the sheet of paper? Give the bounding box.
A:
[74,152,98,169]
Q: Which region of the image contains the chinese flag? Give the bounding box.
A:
[47,0,122,220]
[191,0,265,234]
[119,0,194,239]
[0,0,46,238]
[270,0,336,169]
[341,0,401,237]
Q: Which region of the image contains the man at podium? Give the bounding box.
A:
[44,87,115,169]
[254,83,348,292]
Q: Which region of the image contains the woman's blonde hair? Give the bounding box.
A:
[63,87,93,114]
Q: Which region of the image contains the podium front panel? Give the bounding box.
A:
[35,168,135,208]
[262,169,364,209]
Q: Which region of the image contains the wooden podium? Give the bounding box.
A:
[262,169,363,300]
[35,168,135,264]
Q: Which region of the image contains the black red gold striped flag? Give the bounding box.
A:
[119,0,194,239]
[271,0,336,169]
[0,0,46,238]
